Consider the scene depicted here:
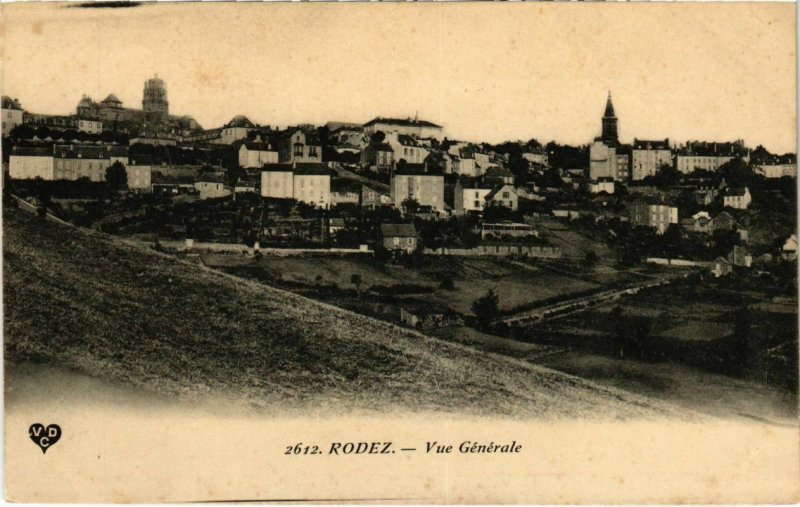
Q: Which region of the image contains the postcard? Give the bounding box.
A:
[2,1,798,503]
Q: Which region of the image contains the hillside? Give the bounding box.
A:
[4,208,692,418]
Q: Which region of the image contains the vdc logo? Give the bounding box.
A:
[29,424,61,454]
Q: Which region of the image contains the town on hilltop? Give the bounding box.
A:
[2,76,798,414]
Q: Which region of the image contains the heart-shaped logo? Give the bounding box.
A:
[29,423,61,454]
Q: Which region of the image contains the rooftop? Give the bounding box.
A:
[381,223,417,237]
[364,117,442,129]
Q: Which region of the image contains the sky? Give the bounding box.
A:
[2,2,796,153]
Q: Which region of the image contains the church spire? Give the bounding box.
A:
[601,91,619,145]
[604,91,616,118]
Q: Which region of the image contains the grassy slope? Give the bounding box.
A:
[4,209,692,418]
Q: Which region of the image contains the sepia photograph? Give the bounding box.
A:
[2,1,798,503]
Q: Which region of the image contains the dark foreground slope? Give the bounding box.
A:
[4,209,691,418]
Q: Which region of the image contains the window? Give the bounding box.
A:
[293,144,303,156]
[502,191,510,198]
[474,200,479,208]
[309,146,318,157]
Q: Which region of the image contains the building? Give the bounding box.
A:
[448,154,479,177]
[75,75,201,135]
[711,257,733,277]
[728,245,752,268]
[381,223,418,253]
[125,163,152,191]
[484,184,519,210]
[293,164,331,208]
[9,146,54,180]
[260,163,331,208]
[588,177,615,194]
[361,183,392,209]
[52,145,115,182]
[481,222,538,239]
[400,301,461,330]
[723,187,751,209]
[384,132,430,165]
[781,234,797,260]
[631,138,672,181]
[674,141,749,173]
[330,179,361,206]
[238,139,279,168]
[522,149,549,167]
[755,164,797,178]
[142,75,169,122]
[588,93,633,182]
[194,173,232,200]
[23,112,101,134]
[628,198,678,234]
[274,128,322,164]
[217,115,255,145]
[361,142,394,172]
[454,180,493,213]
[363,116,443,140]
[390,165,445,211]
[130,132,179,147]
[261,165,295,200]
[483,166,514,186]
[1,96,24,136]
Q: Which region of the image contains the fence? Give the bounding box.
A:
[646,257,711,268]
[425,245,562,258]
[153,239,371,256]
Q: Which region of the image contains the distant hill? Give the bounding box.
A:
[3,208,690,418]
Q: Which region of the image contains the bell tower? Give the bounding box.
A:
[142,74,169,122]
[601,91,618,146]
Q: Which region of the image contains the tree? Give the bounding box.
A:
[350,273,363,298]
[582,251,599,267]
[439,277,455,290]
[401,198,420,215]
[105,161,128,190]
[648,164,682,189]
[472,289,500,329]
[718,157,753,188]
[370,131,386,143]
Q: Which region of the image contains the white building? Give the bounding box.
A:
[384,131,430,165]
[455,183,493,212]
[239,140,278,168]
[363,116,443,140]
[631,139,672,181]
[9,147,54,180]
[588,178,615,194]
[756,164,797,178]
[217,115,255,144]
[76,118,103,134]
[391,167,445,211]
[260,163,331,208]
[723,187,752,209]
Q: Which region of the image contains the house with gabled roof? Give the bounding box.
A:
[723,186,752,209]
[484,184,519,210]
[238,136,279,168]
[381,223,418,253]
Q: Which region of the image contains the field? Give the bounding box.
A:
[201,253,636,316]
[524,280,799,403]
[3,208,691,418]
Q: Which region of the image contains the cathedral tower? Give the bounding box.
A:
[142,74,169,121]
